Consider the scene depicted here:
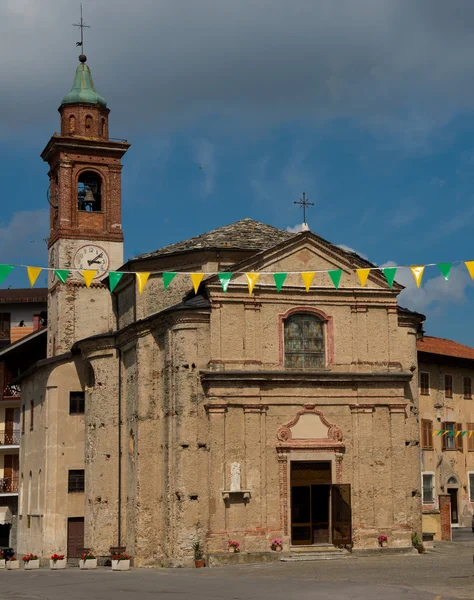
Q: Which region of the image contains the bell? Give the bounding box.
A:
[84,187,95,203]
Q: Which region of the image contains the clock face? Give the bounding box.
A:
[74,245,109,279]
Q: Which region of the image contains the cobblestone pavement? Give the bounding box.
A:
[1,541,473,600]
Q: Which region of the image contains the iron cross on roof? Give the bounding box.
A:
[294,192,314,224]
[73,4,90,54]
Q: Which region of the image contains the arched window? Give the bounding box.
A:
[284,313,325,369]
[27,471,32,515]
[78,171,102,212]
[85,115,93,133]
[69,115,76,134]
[447,476,458,485]
[101,117,106,137]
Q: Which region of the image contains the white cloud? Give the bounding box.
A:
[193,139,216,196]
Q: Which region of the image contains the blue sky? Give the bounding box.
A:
[1,1,474,345]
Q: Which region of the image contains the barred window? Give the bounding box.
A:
[284,313,325,369]
[70,392,85,415]
[68,470,84,493]
[464,377,472,400]
[422,473,434,504]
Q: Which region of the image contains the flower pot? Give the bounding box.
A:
[194,559,205,568]
[79,558,97,569]
[228,547,235,553]
[24,559,40,570]
[112,559,130,571]
[379,542,387,548]
[6,560,19,570]
[0,559,5,569]
[272,545,282,552]
[50,559,67,570]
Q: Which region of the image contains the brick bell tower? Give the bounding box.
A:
[42,54,130,356]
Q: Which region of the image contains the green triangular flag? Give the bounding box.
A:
[462,430,467,437]
[217,272,232,293]
[383,267,397,289]
[437,430,444,436]
[0,265,13,285]
[109,271,124,293]
[437,262,452,281]
[163,272,177,290]
[55,269,70,284]
[273,272,287,292]
[328,270,342,289]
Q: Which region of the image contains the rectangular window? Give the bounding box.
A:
[68,470,85,493]
[421,419,433,449]
[30,401,34,432]
[464,377,472,400]
[441,422,462,450]
[468,423,474,451]
[445,374,453,398]
[69,392,85,415]
[469,473,474,502]
[420,372,430,395]
[21,405,25,435]
[0,313,10,340]
[422,473,434,504]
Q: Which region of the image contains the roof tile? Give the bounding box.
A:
[417,335,474,361]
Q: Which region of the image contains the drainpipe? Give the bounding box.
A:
[117,347,122,548]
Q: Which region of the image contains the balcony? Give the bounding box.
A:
[0,477,18,495]
[0,430,20,448]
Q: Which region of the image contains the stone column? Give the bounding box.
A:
[439,495,452,541]
[206,404,227,551]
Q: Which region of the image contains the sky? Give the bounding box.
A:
[1,0,474,344]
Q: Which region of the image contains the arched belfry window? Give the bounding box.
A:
[284,313,325,368]
[78,171,102,212]
[69,115,76,134]
[85,115,93,133]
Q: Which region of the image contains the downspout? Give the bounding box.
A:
[113,291,122,548]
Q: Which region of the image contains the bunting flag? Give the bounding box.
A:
[109,272,124,293]
[433,430,473,437]
[0,265,13,285]
[218,272,233,293]
[356,268,370,288]
[465,261,474,279]
[328,270,342,289]
[246,272,259,294]
[190,273,204,293]
[55,269,70,284]
[82,270,97,288]
[273,272,287,292]
[383,267,397,289]
[410,266,425,288]
[26,267,42,288]
[437,262,452,281]
[301,272,315,292]
[136,272,150,295]
[163,272,177,290]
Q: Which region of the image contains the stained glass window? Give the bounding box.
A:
[284,313,325,368]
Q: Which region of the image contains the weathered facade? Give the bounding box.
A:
[17,54,427,565]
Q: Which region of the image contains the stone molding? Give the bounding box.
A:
[276,405,345,452]
[242,404,269,413]
[201,370,412,385]
[205,404,228,414]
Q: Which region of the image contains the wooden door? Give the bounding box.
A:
[4,409,14,445]
[448,489,458,523]
[331,484,352,547]
[3,455,18,492]
[67,517,84,558]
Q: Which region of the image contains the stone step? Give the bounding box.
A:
[289,544,343,553]
[281,551,349,562]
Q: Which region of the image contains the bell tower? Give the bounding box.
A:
[42,54,130,356]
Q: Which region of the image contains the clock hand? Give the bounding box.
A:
[87,253,104,266]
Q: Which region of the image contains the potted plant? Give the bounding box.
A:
[79,551,97,569]
[377,535,388,548]
[0,550,5,569]
[50,553,66,569]
[111,552,131,571]
[23,554,40,570]
[6,556,19,570]
[411,532,425,554]
[193,541,205,568]
[227,540,240,553]
[270,538,283,552]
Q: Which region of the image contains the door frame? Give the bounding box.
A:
[447,488,459,525]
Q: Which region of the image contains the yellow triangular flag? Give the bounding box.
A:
[469,431,473,439]
[301,272,315,292]
[136,272,150,294]
[465,261,474,279]
[82,270,97,288]
[190,273,204,293]
[27,267,42,288]
[246,272,259,294]
[410,265,425,288]
[432,430,438,436]
[356,268,370,288]
[455,430,462,438]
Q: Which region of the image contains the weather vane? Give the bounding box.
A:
[294,192,314,225]
[73,4,90,57]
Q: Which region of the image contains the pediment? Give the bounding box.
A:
[277,405,344,449]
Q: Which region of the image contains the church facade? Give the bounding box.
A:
[17,56,424,565]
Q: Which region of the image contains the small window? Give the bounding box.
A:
[68,470,85,493]
[30,401,34,431]
[445,375,453,398]
[69,114,76,134]
[421,419,433,449]
[447,476,458,485]
[78,171,102,212]
[420,372,430,395]
[443,422,456,450]
[422,473,434,503]
[85,115,92,132]
[284,313,325,369]
[464,377,472,400]
[70,392,85,415]
[469,473,474,502]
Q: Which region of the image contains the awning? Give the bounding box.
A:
[0,507,12,524]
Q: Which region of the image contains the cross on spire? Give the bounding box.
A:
[73,4,90,56]
[294,192,314,227]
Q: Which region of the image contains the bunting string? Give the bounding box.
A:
[2,259,474,295]
[433,430,474,437]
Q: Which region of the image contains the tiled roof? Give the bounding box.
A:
[0,288,48,303]
[136,218,296,259]
[417,335,474,361]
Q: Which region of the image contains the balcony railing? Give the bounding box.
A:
[3,383,20,398]
[0,430,20,446]
[0,477,18,494]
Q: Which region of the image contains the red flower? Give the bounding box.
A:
[51,554,65,561]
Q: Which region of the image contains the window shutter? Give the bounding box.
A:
[467,423,474,451]
[427,420,433,449]
[441,422,446,450]
[456,423,463,451]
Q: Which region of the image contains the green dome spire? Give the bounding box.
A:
[61,56,107,107]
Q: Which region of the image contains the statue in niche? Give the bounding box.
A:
[230,462,241,491]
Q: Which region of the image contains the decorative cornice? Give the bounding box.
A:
[243,404,269,413]
[205,404,227,414]
[276,406,345,452]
